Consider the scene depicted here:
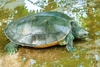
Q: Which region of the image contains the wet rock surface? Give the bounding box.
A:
[0,0,100,67]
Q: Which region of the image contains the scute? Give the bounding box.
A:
[4,12,71,47]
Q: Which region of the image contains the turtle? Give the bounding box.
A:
[4,11,88,54]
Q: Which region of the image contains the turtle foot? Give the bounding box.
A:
[4,42,18,54]
[66,46,76,52]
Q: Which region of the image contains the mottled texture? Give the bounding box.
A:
[4,12,71,47]
[4,11,88,54]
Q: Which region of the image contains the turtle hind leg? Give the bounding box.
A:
[65,32,76,52]
[4,42,18,54]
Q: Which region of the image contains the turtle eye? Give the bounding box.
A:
[84,31,88,37]
[83,32,88,36]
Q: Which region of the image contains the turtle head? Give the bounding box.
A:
[72,27,88,39]
[77,29,88,38]
[71,21,88,39]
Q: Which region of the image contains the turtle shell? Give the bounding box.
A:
[4,12,72,48]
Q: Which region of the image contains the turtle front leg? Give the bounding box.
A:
[4,42,18,54]
[65,32,76,52]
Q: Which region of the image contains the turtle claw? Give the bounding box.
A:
[4,42,18,54]
[4,45,18,55]
[66,46,76,52]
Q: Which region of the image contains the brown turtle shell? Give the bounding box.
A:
[4,12,72,48]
